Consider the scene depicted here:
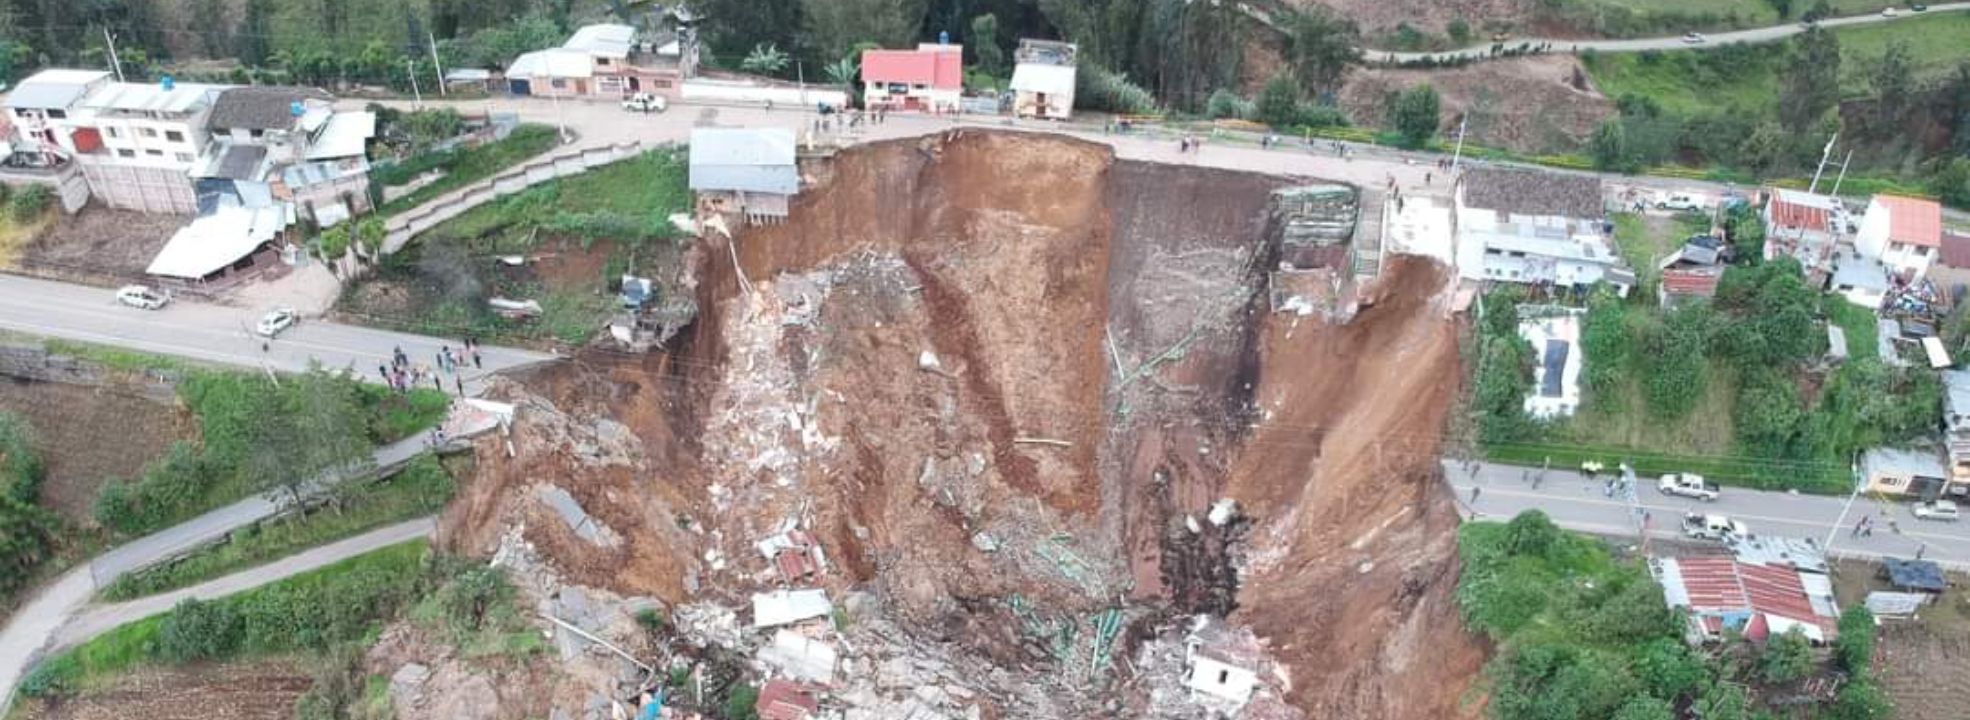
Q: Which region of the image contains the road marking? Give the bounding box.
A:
[1451,482,1968,546]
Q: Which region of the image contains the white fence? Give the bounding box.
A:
[382,141,647,252]
[681,79,849,109]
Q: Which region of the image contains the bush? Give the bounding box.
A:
[1829,679,1893,720]
[1205,89,1254,120]
[1255,75,1302,129]
[1834,606,1876,673]
[1390,84,1440,149]
[157,598,243,662]
[0,411,43,503]
[725,683,760,720]
[1,493,58,597]
[1759,627,1812,684]
[1076,64,1156,115]
[93,442,217,535]
[9,183,53,222]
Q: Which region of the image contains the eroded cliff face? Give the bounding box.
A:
[446,129,1482,719]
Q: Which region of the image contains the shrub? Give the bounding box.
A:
[93,442,216,535]
[1758,627,1812,684]
[1205,89,1254,120]
[1390,84,1440,149]
[1829,679,1893,720]
[0,412,42,503]
[9,183,53,222]
[1255,75,1302,129]
[725,683,759,720]
[1834,606,1876,673]
[1076,64,1155,115]
[157,598,243,662]
[0,493,58,597]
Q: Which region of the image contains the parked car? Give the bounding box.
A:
[1912,499,1959,522]
[1682,32,1707,44]
[1658,193,1705,212]
[1912,4,1928,11]
[1881,7,1899,16]
[622,93,667,113]
[115,285,169,310]
[1659,473,1721,501]
[1682,512,1748,540]
[255,308,298,337]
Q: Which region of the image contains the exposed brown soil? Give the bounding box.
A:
[14,661,309,720]
[1830,558,1970,720]
[1340,56,1616,155]
[0,377,191,525]
[22,207,186,282]
[445,130,1482,716]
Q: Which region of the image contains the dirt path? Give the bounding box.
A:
[52,517,435,653]
[12,661,310,720]
[0,378,190,524]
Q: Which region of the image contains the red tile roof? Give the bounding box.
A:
[861,47,963,90]
[1875,195,1943,248]
[1769,192,1832,232]
[758,680,819,720]
[1943,231,1970,269]
[1661,268,1722,298]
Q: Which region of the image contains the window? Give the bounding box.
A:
[551,78,568,89]
[116,149,135,158]
[174,153,192,162]
[165,130,184,143]
[105,127,121,138]
[1880,475,1904,487]
[597,58,612,67]
[140,128,158,138]
[145,149,163,156]
[46,109,65,119]
[250,129,264,139]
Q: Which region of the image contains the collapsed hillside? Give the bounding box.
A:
[442,130,1482,718]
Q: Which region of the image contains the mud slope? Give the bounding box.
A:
[448,130,1482,717]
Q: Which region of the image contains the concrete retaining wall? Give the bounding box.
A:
[382,141,647,253]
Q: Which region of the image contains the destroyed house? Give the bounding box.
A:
[1454,168,1630,294]
[690,128,798,223]
[1273,185,1359,270]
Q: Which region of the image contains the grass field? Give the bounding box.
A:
[375,124,561,218]
[1585,12,1970,115]
[1555,0,1905,36]
[98,457,455,602]
[1825,296,1880,361]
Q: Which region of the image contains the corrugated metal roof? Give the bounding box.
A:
[147,203,290,279]
[1770,188,1836,232]
[1861,446,1946,478]
[861,46,963,89]
[564,24,635,58]
[1661,268,1722,297]
[306,111,375,160]
[5,69,110,110]
[506,49,595,79]
[1661,556,1833,639]
[1944,370,1970,420]
[83,81,227,114]
[751,589,831,628]
[690,128,798,194]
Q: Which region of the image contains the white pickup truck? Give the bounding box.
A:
[622,92,667,113]
[1683,513,1748,541]
[1658,473,1720,501]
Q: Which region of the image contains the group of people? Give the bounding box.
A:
[1177,134,1204,154]
[379,337,483,397]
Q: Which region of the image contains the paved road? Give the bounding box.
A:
[1441,459,1970,567]
[0,273,556,389]
[51,518,436,653]
[1364,3,1970,62]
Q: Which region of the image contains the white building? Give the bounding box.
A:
[4,69,111,157]
[73,78,228,214]
[1454,168,1630,293]
[1762,188,1849,276]
[1855,194,1942,281]
[861,44,963,113]
[507,24,686,99]
[1010,39,1077,120]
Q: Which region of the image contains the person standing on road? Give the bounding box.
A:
[455,375,466,397]
[1470,485,1481,503]
[472,349,483,369]
[1916,542,1927,560]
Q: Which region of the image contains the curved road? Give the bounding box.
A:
[1363,3,1970,63]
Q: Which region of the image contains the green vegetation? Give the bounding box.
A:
[1473,259,1936,493]
[100,457,456,601]
[22,540,431,697]
[1391,84,1441,149]
[374,124,560,218]
[92,369,449,537]
[1542,0,1898,37]
[344,149,692,345]
[8,184,53,224]
[725,683,760,720]
[406,555,545,658]
[1461,511,1875,720]
[0,412,57,602]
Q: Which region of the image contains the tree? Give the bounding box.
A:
[190,0,232,57]
[236,0,274,65]
[1759,628,1813,683]
[1629,637,1707,701]
[1590,119,1632,172]
[1503,510,1561,558]
[725,683,760,720]
[1391,84,1440,148]
[804,0,927,62]
[1206,89,1254,120]
[823,55,858,92]
[695,0,806,62]
[248,369,378,510]
[1640,305,1711,418]
[1739,121,1789,173]
[356,217,386,257]
[158,598,243,661]
[1779,29,1841,131]
[1868,41,1915,132]
[0,494,56,597]
[0,412,43,503]
[1447,19,1473,46]
[741,43,791,76]
[1477,335,1534,443]
[1610,697,1676,720]
[1580,291,1630,407]
[1834,606,1876,672]
[1282,8,1361,95]
[318,224,351,262]
[970,14,1003,75]
[1829,679,1894,720]
[1735,369,1805,457]
[1933,157,1970,210]
[1256,75,1302,129]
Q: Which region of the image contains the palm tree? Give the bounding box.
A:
[823,56,857,90]
[741,43,791,76]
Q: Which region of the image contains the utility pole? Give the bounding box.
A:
[406,58,423,108]
[428,31,448,97]
[796,60,806,110]
[103,27,125,82]
[1807,133,1837,193]
[1830,149,1855,197]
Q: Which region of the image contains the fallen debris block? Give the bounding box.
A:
[758,680,822,720]
[758,629,839,684]
[1207,498,1238,527]
[1012,437,1073,448]
[757,527,828,582]
[753,588,834,629]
